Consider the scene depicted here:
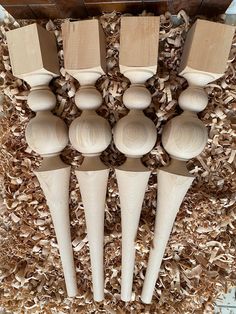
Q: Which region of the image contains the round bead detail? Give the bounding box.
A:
[123,85,152,110]
[75,87,103,110]
[179,86,208,112]
[162,112,208,160]
[28,88,56,112]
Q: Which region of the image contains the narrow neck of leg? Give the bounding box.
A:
[164,158,191,177]
[37,155,68,172]
[119,156,147,172]
[79,155,107,171]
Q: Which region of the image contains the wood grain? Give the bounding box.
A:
[7,23,78,297]
[7,23,59,77]
[179,19,235,76]
[119,16,159,68]
[141,19,235,304]
[62,20,106,73]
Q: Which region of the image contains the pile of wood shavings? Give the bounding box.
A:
[0,10,235,314]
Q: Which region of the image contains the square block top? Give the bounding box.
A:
[119,16,160,70]
[179,19,235,77]
[6,23,59,77]
[62,19,106,73]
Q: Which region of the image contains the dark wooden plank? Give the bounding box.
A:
[3,0,232,19]
[1,0,53,4]
[168,0,202,16]
[143,0,168,15]
[3,1,87,19]
[29,4,63,18]
[85,1,142,15]
[2,5,36,18]
[198,0,232,16]
[85,0,138,3]
[55,0,87,18]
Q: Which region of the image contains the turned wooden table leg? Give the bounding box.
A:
[62,20,112,302]
[113,16,159,302]
[141,19,235,304]
[6,24,78,297]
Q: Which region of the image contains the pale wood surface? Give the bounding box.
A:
[142,19,235,304]
[6,23,59,77]
[62,19,106,73]
[114,16,159,301]
[69,110,111,155]
[76,169,109,302]
[179,19,235,77]
[116,166,150,301]
[35,163,78,297]
[113,110,157,158]
[114,17,159,301]
[119,16,159,70]
[7,24,77,297]
[25,111,68,156]
[62,19,111,301]
[141,169,194,304]
[162,111,208,161]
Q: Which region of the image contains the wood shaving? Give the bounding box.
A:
[0,10,235,314]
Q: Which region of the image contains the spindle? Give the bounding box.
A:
[141,19,235,304]
[62,19,112,302]
[6,23,78,297]
[113,16,159,301]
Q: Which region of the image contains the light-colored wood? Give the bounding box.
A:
[26,110,68,156]
[141,166,194,304]
[116,161,150,301]
[162,111,208,161]
[113,109,157,158]
[141,19,235,304]
[62,20,112,301]
[76,169,109,302]
[119,16,159,78]
[69,110,111,155]
[179,19,235,83]
[6,23,59,79]
[62,19,106,84]
[6,24,77,297]
[36,157,78,297]
[114,16,159,302]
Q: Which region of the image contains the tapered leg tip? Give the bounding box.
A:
[67,290,78,298]
[121,295,131,302]
[94,294,104,302]
[140,294,152,304]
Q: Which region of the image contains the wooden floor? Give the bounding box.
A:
[1,0,233,19]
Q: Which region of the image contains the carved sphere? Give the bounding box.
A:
[162,112,208,160]
[123,85,152,110]
[113,112,157,157]
[69,114,111,155]
[28,89,56,112]
[25,112,68,156]
[75,87,103,110]
[179,86,208,112]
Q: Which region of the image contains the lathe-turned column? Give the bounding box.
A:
[62,20,112,302]
[113,16,159,302]
[6,24,78,297]
[141,19,235,304]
